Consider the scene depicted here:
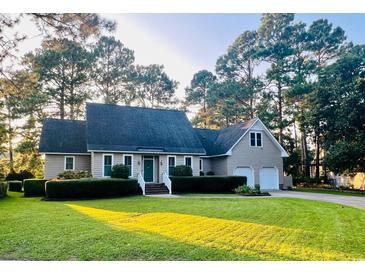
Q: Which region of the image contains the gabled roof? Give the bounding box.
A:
[86,103,206,154]
[194,118,258,156]
[39,119,88,153]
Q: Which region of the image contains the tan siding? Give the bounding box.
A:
[210,157,228,175]
[92,153,103,178]
[227,130,284,186]
[44,154,91,179]
[201,158,211,174]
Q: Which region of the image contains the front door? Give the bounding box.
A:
[144,158,154,182]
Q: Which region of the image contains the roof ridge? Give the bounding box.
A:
[86,102,183,113]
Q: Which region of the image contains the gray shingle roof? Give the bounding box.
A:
[86,103,206,154]
[39,119,88,153]
[194,118,257,156]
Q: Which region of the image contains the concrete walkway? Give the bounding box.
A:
[147,191,365,210]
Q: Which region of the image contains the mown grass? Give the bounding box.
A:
[1,192,365,260]
[294,187,365,197]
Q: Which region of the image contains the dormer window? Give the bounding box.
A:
[250,132,262,147]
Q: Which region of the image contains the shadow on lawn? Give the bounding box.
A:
[66,204,352,261]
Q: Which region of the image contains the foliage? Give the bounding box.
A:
[45,178,139,199]
[172,165,193,177]
[57,170,91,180]
[8,180,22,192]
[23,179,48,197]
[92,36,135,104]
[234,185,262,195]
[111,164,130,179]
[5,170,34,181]
[206,171,215,175]
[0,181,7,198]
[170,176,246,193]
[133,64,179,108]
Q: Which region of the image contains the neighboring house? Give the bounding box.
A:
[39,103,289,192]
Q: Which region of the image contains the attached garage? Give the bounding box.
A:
[259,167,279,190]
[233,167,254,187]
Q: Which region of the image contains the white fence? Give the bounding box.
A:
[138,172,146,195]
[162,171,172,194]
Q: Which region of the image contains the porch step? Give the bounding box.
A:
[145,183,169,195]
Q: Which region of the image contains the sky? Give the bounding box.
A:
[10,13,365,113]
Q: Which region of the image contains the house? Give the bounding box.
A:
[39,103,289,193]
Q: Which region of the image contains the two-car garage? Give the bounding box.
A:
[233,166,279,190]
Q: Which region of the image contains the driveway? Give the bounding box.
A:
[270,191,365,210]
[150,191,365,210]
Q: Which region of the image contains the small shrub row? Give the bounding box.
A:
[0,181,8,198]
[45,178,140,199]
[170,176,246,193]
[8,181,23,192]
[5,170,34,181]
[57,170,92,179]
[24,179,48,197]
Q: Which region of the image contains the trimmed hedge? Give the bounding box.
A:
[173,165,193,176]
[111,164,129,179]
[24,179,48,197]
[57,170,91,179]
[170,176,247,193]
[6,170,34,181]
[45,178,140,199]
[8,181,23,192]
[0,182,8,198]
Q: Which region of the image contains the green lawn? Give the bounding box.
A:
[294,187,365,197]
[1,192,365,261]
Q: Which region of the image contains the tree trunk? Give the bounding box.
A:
[6,103,14,172]
[60,88,65,119]
[277,82,283,145]
[315,132,320,179]
[300,129,310,177]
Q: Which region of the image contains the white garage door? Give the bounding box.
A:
[259,167,279,190]
[233,167,254,187]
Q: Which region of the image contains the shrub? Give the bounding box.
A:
[24,179,48,197]
[199,171,204,176]
[5,170,34,181]
[170,176,246,193]
[57,170,92,179]
[111,164,130,179]
[235,185,261,194]
[8,181,23,192]
[45,178,140,199]
[173,165,192,176]
[0,182,8,198]
[206,171,215,175]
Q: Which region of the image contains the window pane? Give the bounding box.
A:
[256,133,262,146]
[104,165,112,176]
[65,157,74,170]
[250,132,256,146]
[199,159,202,170]
[124,156,132,166]
[185,157,192,167]
[104,155,112,165]
[168,157,175,166]
[169,166,175,176]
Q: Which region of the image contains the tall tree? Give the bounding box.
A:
[185,70,216,127]
[92,36,135,104]
[133,65,178,108]
[305,19,347,178]
[258,13,303,145]
[28,38,94,119]
[216,30,262,119]
[313,45,365,174]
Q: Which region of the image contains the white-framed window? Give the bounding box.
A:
[250,131,263,147]
[64,156,75,171]
[199,158,203,172]
[167,155,176,176]
[184,156,193,167]
[102,154,114,177]
[123,154,133,177]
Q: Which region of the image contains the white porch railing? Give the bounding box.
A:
[138,172,146,195]
[162,171,172,194]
